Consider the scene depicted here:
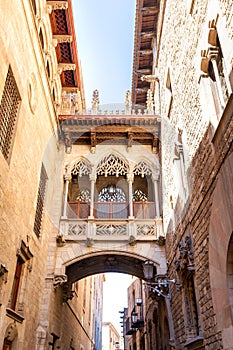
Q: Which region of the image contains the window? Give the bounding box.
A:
[0,66,21,161]
[34,163,48,237]
[39,28,44,50]
[9,241,33,312]
[30,0,37,14]
[165,68,173,118]
[10,257,23,310]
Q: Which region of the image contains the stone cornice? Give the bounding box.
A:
[59,114,161,127]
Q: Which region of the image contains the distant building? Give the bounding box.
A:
[102,322,120,350]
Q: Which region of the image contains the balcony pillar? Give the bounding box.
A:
[127,173,134,218]
[62,174,71,217]
[89,175,96,218]
[152,175,160,217]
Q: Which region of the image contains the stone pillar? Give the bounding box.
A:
[89,175,96,218]
[127,173,134,218]
[152,175,160,217]
[62,174,71,217]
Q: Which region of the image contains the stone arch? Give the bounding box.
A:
[63,251,160,284]
[209,152,233,340]
[65,157,92,179]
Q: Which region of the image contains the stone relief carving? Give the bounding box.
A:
[174,236,195,278]
[53,274,68,289]
[96,224,127,236]
[136,224,157,236]
[68,223,87,236]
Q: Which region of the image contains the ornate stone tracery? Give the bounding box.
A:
[133,189,148,202]
[98,186,126,202]
[76,189,91,202]
[133,161,152,177]
[96,154,129,177]
[70,159,92,177]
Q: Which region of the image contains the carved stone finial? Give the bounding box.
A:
[146,89,154,114]
[125,90,132,113]
[92,89,99,111]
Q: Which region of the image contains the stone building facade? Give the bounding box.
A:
[0,1,103,349]
[0,0,232,349]
[131,0,233,349]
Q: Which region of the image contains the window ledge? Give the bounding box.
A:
[6,308,24,323]
[184,335,204,349]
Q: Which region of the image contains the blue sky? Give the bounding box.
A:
[73,0,136,108]
[72,1,136,334]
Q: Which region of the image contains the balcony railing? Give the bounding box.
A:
[94,202,129,219]
[67,201,90,219]
[66,201,156,219]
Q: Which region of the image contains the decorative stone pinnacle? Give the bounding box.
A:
[125,90,132,111]
[146,89,154,113]
[92,89,99,110]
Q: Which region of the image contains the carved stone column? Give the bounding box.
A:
[152,174,160,217]
[62,173,71,217]
[89,174,96,218]
[127,173,134,218]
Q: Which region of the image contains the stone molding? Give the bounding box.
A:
[46,1,68,14]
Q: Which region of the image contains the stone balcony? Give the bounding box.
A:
[59,217,163,243]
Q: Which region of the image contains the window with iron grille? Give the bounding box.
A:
[34,164,48,238]
[0,66,21,161]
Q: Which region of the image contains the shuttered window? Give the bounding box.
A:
[34,164,48,237]
[0,66,21,161]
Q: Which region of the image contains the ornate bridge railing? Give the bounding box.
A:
[59,217,164,242]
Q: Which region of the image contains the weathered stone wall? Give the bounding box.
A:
[0,0,61,348]
[156,0,233,348]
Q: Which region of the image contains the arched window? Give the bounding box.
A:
[30,0,36,15]
[96,185,127,219]
[46,61,50,79]
[66,159,91,218]
[39,28,44,50]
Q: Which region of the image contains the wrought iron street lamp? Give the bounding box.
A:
[142,260,176,299]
